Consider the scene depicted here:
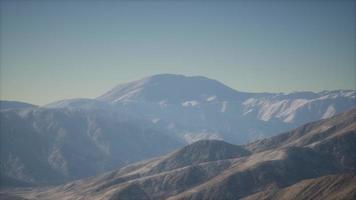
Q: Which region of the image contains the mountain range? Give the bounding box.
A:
[1,74,355,187]
[97,74,356,143]
[2,108,355,200]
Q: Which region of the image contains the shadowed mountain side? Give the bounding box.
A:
[0,107,183,186]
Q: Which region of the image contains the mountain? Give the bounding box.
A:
[6,108,355,199]
[0,101,37,110]
[97,74,253,103]
[1,74,355,189]
[0,104,183,187]
[97,74,356,144]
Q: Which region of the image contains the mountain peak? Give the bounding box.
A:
[150,140,251,172]
[97,74,249,103]
[175,139,251,162]
[144,73,189,80]
[145,73,217,82]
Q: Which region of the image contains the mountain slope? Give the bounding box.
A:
[246,107,356,152]
[242,174,356,200]
[6,108,356,200]
[167,109,356,200]
[0,106,183,186]
[97,74,356,144]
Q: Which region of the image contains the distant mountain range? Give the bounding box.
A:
[63,74,356,143]
[4,108,356,200]
[0,74,355,187]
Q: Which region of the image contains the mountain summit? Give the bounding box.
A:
[97,74,250,103]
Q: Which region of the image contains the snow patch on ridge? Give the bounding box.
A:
[152,118,160,124]
[113,88,142,102]
[322,105,336,119]
[206,96,216,102]
[182,101,199,107]
[221,101,228,112]
[158,100,168,108]
[279,99,310,122]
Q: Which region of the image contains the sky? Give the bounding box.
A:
[0,0,355,105]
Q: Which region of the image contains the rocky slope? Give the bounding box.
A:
[5,108,355,200]
[242,174,356,200]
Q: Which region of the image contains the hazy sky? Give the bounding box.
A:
[1,0,355,105]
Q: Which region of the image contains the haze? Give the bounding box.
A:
[0,0,355,105]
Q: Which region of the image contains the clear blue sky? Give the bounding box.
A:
[1,0,355,105]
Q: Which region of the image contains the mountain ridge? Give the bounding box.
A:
[94,74,356,143]
[0,100,37,110]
